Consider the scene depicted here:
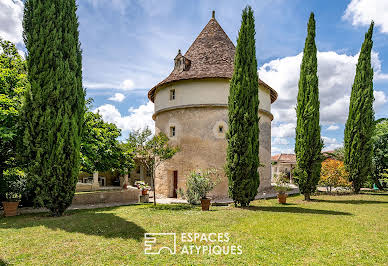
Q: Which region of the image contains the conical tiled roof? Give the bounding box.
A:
[148,15,278,103]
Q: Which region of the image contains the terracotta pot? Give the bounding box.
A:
[142,189,148,196]
[2,201,20,217]
[277,193,287,204]
[200,198,211,211]
[123,184,128,189]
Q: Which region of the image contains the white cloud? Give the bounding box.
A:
[259,50,387,127]
[272,137,289,145]
[322,136,342,151]
[322,136,337,145]
[323,143,343,152]
[272,123,296,138]
[17,49,25,58]
[327,125,340,131]
[374,90,387,109]
[84,79,135,90]
[108,93,126,102]
[272,146,294,155]
[0,0,23,44]
[84,81,117,89]
[94,101,154,134]
[343,0,388,33]
[120,79,135,90]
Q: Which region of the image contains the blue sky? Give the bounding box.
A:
[1,0,387,154]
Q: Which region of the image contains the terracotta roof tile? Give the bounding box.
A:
[148,17,278,103]
[271,154,296,163]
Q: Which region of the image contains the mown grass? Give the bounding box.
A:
[0,193,387,265]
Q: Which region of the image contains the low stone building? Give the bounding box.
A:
[148,12,277,199]
[271,154,296,183]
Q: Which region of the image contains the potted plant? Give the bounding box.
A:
[177,169,220,211]
[274,172,292,204]
[1,169,26,217]
[135,181,151,195]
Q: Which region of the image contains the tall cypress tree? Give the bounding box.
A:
[22,0,85,216]
[226,6,259,207]
[294,13,323,201]
[344,22,375,193]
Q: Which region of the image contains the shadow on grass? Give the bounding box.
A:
[148,204,195,211]
[0,259,9,266]
[312,199,388,205]
[244,206,352,216]
[0,209,146,241]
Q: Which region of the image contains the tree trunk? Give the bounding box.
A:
[0,168,5,202]
[304,193,311,201]
[152,167,156,206]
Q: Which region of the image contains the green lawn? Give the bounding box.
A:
[1,193,387,265]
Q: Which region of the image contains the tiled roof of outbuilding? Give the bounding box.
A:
[271,154,296,163]
[148,15,278,103]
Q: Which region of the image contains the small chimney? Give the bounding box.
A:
[212,10,215,19]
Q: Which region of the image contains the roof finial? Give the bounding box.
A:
[212,10,215,19]
[178,49,181,54]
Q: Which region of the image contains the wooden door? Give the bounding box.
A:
[173,171,178,198]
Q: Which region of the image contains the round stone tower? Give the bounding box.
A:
[148,13,277,199]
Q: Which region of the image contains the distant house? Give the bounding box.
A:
[271,154,296,183]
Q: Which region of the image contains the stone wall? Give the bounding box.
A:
[153,78,274,199]
[72,187,141,205]
[154,106,273,199]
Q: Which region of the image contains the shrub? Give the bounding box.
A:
[319,159,351,192]
[2,168,26,202]
[177,169,220,205]
[273,171,292,194]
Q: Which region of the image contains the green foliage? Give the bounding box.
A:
[2,168,26,202]
[294,13,323,200]
[127,128,179,205]
[22,0,85,216]
[177,169,221,204]
[344,22,375,193]
[81,109,133,174]
[0,39,28,201]
[226,6,260,207]
[319,159,351,192]
[372,120,388,188]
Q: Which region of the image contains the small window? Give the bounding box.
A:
[170,126,176,137]
[219,125,223,133]
[170,89,175,100]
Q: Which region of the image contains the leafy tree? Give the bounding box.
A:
[294,13,323,201]
[319,159,351,192]
[127,128,179,205]
[344,22,375,193]
[22,0,85,216]
[226,6,260,207]
[81,110,133,175]
[372,120,388,189]
[0,39,28,202]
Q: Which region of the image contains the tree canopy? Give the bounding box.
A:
[0,39,29,201]
[226,6,260,207]
[81,110,133,175]
[22,0,85,216]
[294,13,323,201]
[344,22,375,193]
[127,128,179,205]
